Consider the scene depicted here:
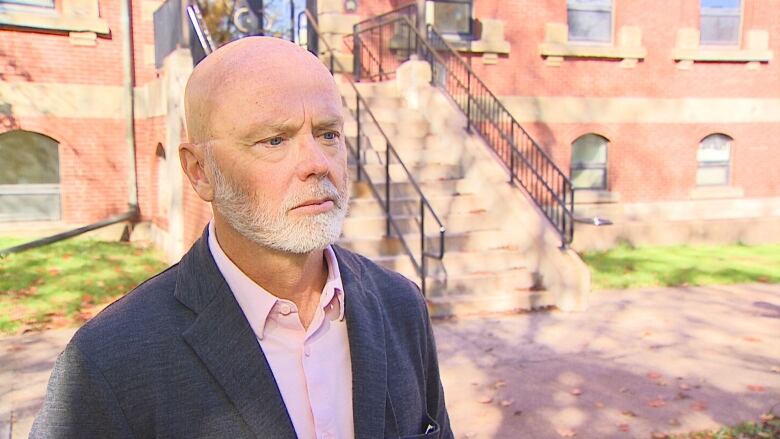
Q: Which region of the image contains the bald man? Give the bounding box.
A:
[30,37,452,439]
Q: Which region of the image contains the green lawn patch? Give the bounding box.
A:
[582,243,780,291]
[0,237,167,335]
[667,413,780,438]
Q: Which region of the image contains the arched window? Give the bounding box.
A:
[571,133,608,190]
[697,133,732,186]
[0,130,61,221]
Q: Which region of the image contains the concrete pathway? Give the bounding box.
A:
[1,283,779,438]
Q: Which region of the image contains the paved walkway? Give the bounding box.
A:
[2,283,779,438]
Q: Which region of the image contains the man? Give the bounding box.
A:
[31,37,452,438]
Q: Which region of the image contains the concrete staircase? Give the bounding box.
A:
[332,61,589,316]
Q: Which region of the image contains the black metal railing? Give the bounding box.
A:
[352,16,575,246]
[349,2,418,82]
[305,10,445,296]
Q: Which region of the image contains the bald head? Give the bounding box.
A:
[184,37,339,144]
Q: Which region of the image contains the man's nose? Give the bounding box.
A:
[295,135,329,180]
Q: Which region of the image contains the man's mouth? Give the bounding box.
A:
[290,198,335,213]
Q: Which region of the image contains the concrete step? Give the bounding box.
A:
[336,229,516,257]
[357,163,463,182]
[341,212,497,237]
[371,248,530,277]
[347,194,486,217]
[427,288,555,317]
[349,178,480,199]
[428,268,537,297]
[354,81,399,98]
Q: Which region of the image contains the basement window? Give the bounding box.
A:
[567,0,612,44]
[696,134,732,186]
[571,133,608,190]
[700,0,741,46]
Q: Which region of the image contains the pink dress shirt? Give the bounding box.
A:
[208,221,355,439]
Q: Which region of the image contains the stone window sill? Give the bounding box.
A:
[672,47,772,63]
[689,186,744,200]
[539,42,646,61]
[574,190,621,204]
[0,10,109,34]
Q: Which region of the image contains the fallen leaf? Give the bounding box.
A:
[743,336,762,343]
[668,418,681,427]
[771,366,780,374]
[619,387,629,393]
[494,380,507,389]
[691,402,707,411]
[617,424,630,432]
[759,413,776,422]
[747,384,765,392]
[594,402,605,409]
[679,383,690,390]
[647,372,663,380]
[652,433,669,439]
[500,399,514,407]
[470,382,480,386]
[513,410,523,416]
[556,427,576,437]
[621,410,637,418]
[647,398,666,408]
[478,396,493,404]
[570,388,582,396]
[674,392,691,400]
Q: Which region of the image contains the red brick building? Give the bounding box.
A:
[1,0,778,257]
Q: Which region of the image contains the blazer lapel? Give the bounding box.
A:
[335,247,389,439]
[175,229,296,439]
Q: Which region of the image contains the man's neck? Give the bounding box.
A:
[212,217,328,325]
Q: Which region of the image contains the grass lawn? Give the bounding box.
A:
[582,243,780,291]
[668,413,780,438]
[0,236,167,335]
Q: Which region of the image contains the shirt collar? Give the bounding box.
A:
[207,220,345,339]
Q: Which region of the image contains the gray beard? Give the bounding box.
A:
[206,150,349,254]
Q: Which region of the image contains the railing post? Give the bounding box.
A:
[466,70,471,133]
[379,25,384,80]
[420,199,426,297]
[356,95,362,181]
[353,25,361,82]
[385,142,391,237]
[509,122,515,185]
[329,49,334,74]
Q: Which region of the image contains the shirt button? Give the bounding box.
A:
[279,303,292,315]
[304,346,311,357]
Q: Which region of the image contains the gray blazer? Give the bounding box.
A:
[30,230,452,439]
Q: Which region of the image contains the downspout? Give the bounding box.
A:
[121,0,139,219]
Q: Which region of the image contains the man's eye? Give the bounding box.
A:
[322,132,339,141]
[265,136,284,146]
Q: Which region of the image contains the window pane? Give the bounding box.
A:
[701,0,740,9]
[572,169,606,190]
[0,0,54,8]
[433,2,471,35]
[0,192,61,221]
[696,166,729,186]
[700,15,740,44]
[0,131,60,185]
[698,134,731,162]
[572,134,607,165]
[568,9,611,42]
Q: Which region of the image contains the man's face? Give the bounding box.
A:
[203,61,349,254]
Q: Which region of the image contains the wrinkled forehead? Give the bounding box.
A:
[185,37,341,141]
[212,65,342,137]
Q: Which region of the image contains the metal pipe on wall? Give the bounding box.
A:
[121,0,139,217]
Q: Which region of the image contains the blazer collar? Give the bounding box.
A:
[175,228,296,439]
[174,229,389,439]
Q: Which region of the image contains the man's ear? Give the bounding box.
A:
[179,142,215,202]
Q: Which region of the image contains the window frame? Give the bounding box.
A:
[567,0,614,45]
[696,133,733,187]
[570,133,609,191]
[0,0,55,13]
[428,0,474,38]
[699,0,743,47]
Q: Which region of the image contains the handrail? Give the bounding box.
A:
[352,2,417,33]
[186,3,215,54]
[352,15,575,247]
[304,9,446,296]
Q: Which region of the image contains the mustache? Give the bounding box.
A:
[282,179,346,211]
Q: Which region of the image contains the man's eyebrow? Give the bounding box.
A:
[313,116,344,129]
